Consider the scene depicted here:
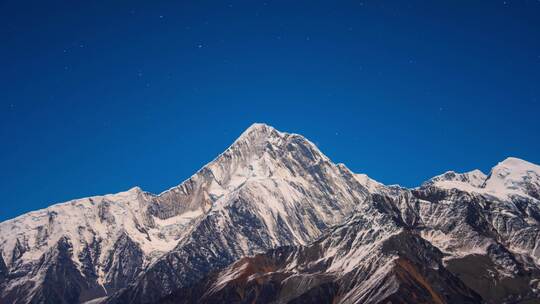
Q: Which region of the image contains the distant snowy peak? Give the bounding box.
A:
[483,157,540,199]
[425,169,487,188]
[424,157,540,201]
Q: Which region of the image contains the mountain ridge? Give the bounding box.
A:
[1,123,539,304]
[4,123,534,223]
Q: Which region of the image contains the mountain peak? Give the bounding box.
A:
[236,123,280,142]
[246,122,273,132]
[496,157,539,170]
[425,169,487,189]
[482,157,540,197]
[488,157,540,182]
[216,123,329,181]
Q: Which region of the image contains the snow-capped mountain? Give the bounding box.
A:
[1,123,539,304]
[0,174,210,302]
[105,123,376,303]
[0,123,376,303]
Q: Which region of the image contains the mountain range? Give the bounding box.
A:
[1,123,539,304]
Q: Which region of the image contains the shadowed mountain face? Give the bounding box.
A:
[1,124,540,304]
[160,221,483,304]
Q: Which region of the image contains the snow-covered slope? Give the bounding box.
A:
[0,181,210,302]
[0,186,198,266]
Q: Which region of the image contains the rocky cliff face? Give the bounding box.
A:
[1,123,539,304]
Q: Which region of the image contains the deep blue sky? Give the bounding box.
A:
[1,1,539,221]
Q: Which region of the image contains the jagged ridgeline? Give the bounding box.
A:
[1,123,539,304]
